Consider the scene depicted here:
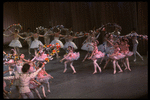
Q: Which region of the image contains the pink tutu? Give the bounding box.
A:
[92,51,105,59]
[29,66,36,73]
[64,52,80,61]
[122,51,133,57]
[109,53,126,60]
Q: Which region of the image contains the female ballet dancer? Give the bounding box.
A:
[105,38,125,74]
[81,31,97,62]
[60,46,80,74]
[63,32,81,52]
[3,29,25,55]
[36,63,53,94]
[50,28,64,58]
[25,30,44,55]
[3,63,45,99]
[119,38,133,71]
[88,40,105,74]
[126,28,144,62]
[20,28,33,54]
[43,26,53,45]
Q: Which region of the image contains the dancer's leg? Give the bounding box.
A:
[113,60,116,74]
[63,61,69,73]
[70,62,76,74]
[33,89,42,99]
[94,59,102,73]
[103,59,110,69]
[126,57,131,71]
[116,61,123,73]
[82,52,89,62]
[41,85,46,98]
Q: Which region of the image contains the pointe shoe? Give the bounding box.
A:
[128,68,131,71]
[47,90,50,92]
[73,71,76,74]
[133,59,136,62]
[113,70,116,74]
[63,69,67,73]
[93,71,97,74]
[118,70,123,73]
[124,68,128,70]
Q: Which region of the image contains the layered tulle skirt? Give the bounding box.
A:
[64,41,78,50]
[81,42,94,51]
[64,52,80,61]
[108,53,126,60]
[30,39,43,49]
[92,51,105,59]
[9,39,22,48]
[50,39,64,48]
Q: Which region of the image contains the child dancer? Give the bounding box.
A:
[88,40,105,74]
[105,38,125,74]
[119,38,133,71]
[60,46,80,74]
[36,63,53,94]
[3,63,45,99]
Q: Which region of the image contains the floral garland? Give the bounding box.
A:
[6,23,23,31]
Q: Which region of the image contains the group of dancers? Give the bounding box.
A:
[3,23,148,99]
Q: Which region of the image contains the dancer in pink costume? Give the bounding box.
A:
[88,40,105,74]
[119,38,133,71]
[37,63,53,93]
[60,46,80,74]
[105,38,125,74]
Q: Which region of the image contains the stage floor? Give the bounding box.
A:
[3,47,148,99]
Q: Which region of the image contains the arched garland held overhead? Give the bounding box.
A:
[5,23,23,31]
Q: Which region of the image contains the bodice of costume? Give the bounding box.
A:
[113,47,120,54]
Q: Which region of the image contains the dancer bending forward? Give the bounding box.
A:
[60,46,80,74]
[88,40,105,74]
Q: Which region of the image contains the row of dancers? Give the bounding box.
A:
[3,24,148,99]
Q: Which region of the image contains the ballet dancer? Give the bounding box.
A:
[37,63,53,94]
[81,31,96,62]
[105,38,125,74]
[126,28,144,62]
[60,46,80,74]
[50,28,64,58]
[3,29,25,55]
[119,38,133,71]
[20,28,33,54]
[88,40,105,74]
[25,30,44,55]
[3,63,45,99]
[43,26,53,45]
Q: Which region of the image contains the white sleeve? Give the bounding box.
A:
[3,76,15,80]
[29,68,42,79]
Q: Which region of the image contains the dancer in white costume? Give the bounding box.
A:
[50,28,64,48]
[81,31,97,62]
[43,26,53,45]
[126,28,144,62]
[63,32,81,52]
[20,28,33,54]
[26,31,44,55]
[3,29,25,55]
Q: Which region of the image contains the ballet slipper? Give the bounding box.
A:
[113,70,116,74]
[63,69,67,73]
[118,70,123,73]
[128,68,131,71]
[47,90,50,92]
[93,71,97,74]
[73,71,76,74]
[124,68,128,70]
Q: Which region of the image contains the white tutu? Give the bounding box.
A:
[9,39,22,48]
[64,41,78,50]
[81,42,94,51]
[50,37,64,48]
[98,43,106,52]
[105,46,114,54]
[30,39,43,49]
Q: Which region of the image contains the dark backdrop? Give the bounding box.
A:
[3,2,148,55]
